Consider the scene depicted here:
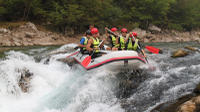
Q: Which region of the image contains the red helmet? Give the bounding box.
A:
[130,32,137,37]
[121,28,127,33]
[111,27,117,32]
[91,28,99,34]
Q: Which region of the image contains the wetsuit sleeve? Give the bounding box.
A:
[136,41,144,52]
[106,36,113,47]
[80,37,85,44]
[138,41,144,49]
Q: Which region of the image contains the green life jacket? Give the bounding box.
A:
[91,37,100,53]
[119,36,125,49]
[83,36,88,50]
[110,35,116,47]
[115,36,125,49]
[127,37,139,50]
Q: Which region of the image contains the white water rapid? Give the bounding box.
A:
[0,43,199,112]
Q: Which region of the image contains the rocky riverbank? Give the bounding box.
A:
[132,25,200,43]
[0,22,79,47]
[0,22,200,47]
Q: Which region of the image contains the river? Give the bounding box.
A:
[0,42,199,112]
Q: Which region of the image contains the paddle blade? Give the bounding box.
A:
[81,56,91,67]
[145,46,160,54]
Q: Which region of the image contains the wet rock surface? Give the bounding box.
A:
[151,83,200,112]
[185,46,200,52]
[18,68,33,92]
[171,49,189,58]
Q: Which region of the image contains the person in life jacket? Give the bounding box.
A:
[115,28,128,50]
[125,32,147,57]
[86,28,105,58]
[105,27,119,50]
[78,30,91,54]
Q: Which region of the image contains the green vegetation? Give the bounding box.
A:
[0,0,200,33]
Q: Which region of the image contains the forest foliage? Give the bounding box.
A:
[0,0,200,33]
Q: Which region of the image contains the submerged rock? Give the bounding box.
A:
[18,68,33,93]
[150,94,194,112]
[184,46,199,52]
[151,82,200,112]
[171,49,189,58]
[177,96,200,112]
[57,57,76,66]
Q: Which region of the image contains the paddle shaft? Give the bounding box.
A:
[90,40,104,57]
[105,28,119,37]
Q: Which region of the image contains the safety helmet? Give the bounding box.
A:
[86,30,91,35]
[121,28,128,33]
[111,27,117,32]
[130,32,137,37]
[91,28,99,34]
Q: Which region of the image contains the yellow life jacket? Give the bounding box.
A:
[110,35,116,47]
[91,37,100,53]
[127,37,139,50]
[119,36,125,49]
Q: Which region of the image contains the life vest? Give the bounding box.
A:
[118,36,125,49]
[82,36,88,50]
[91,37,100,53]
[127,37,139,50]
[110,35,116,47]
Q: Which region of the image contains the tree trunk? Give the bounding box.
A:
[25,4,31,20]
[22,6,27,20]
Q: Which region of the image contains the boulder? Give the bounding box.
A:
[25,32,35,38]
[177,101,196,112]
[52,36,58,40]
[18,68,33,93]
[25,22,38,32]
[171,49,189,58]
[184,46,198,52]
[193,83,200,94]
[0,28,11,34]
[132,28,147,38]
[148,24,161,33]
[159,49,163,54]
[13,41,21,46]
[176,96,200,112]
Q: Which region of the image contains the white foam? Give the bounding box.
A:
[0,46,124,112]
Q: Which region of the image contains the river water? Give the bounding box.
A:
[0,42,199,112]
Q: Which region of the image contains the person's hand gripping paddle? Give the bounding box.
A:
[81,40,104,67]
[131,34,156,71]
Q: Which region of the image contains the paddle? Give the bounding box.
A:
[145,46,160,54]
[81,40,104,67]
[105,27,119,37]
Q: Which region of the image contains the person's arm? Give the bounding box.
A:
[125,33,130,43]
[138,41,146,57]
[100,37,106,48]
[86,39,94,52]
[105,27,110,37]
[141,49,146,58]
